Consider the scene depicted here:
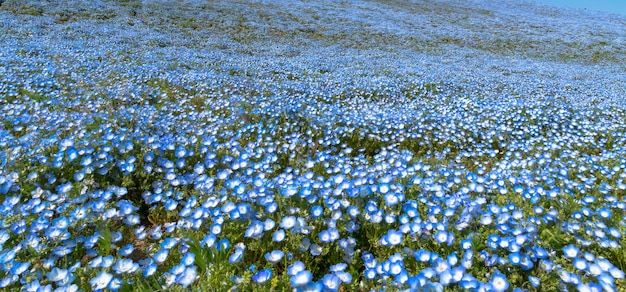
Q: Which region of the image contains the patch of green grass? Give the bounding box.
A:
[18,87,49,102]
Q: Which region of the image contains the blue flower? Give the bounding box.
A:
[335,271,352,284]
[291,270,313,287]
[322,273,342,291]
[108,277,123,291]
[509,252,521,265]
[384,193,398,206]
[563,244,580,258]
[47,267,68,283]
[101,255,114,268]
[265,250,284,264]
[9,262,29,275]
[311,206,323,218]
[245,220,265,239]
[90,271,113,290]
[176,266,197,288]
[434,231,450,245]
[310,244,322,256]
[154,249,169,264]
[378,183,390,194]
[161,238,178,250]
[144,263,158,278]
[459,275,479,290]
[119,244,134,257]
[124,215,140,226]
[229,247,244,263]
[217,238,230,251]
[319,230,331,243]
[528,275,540,287]
[415,249,432,262]
[113,259,138,274]
[383,229,403,246]
[181,252,195,266]
[252,268,272,284]
[273,229,286,242]
[280,216,297,229]
[490,270,509,292]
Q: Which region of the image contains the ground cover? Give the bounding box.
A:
[1,0,626,291]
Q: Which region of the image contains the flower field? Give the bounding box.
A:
[1,0,626,291]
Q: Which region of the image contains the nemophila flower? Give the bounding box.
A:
[124,214,140,226]
[229,247,244,263]
[99,255,114,268]
[335,271,352,284]
[252,268,272,284]
[176,266,197,288]
[480,215,493,225]
[383,229,403,246]
[10,220,26,235]
[422,281,443,292]
[563,244,580,258]
[435,231,451,245]
[53,245,74,257]
[144,263,158,278]
[273,229,286,242]
[388,261,404,276]
[415,249,432,262]
[588,263,603,276]
[288,261,306,276]
[108,277,123,291]
[598,272,614,287]
[322,273,342,291]
[378,182,390,194]
[265,202,279,214]
[448,266,464,283]
[118,244,134,257]
[609,266,625,279]
[170,263,186,276]
[245,220,264,238]
[490,270,509,292]
[310,244,322,256]
[202,234,216,248]
[110,231,123,242]
[217,238,230,251]
[161,238,178,250]
[364,268,377,280]
[319,230,332,243]
[509,252,522,266]
[154,249,169,264]
[280,216,297,229]
[291,270,313,287]
[9,261,29,275]
[460,238,473,250]
[265,250,284,264]
[432,257,449,275]
[113,259,139,274]
[573,257,588,271]
[439,269,454,286]
[0,275,17,288]
[90,271,113,290]
[47,267,68,283]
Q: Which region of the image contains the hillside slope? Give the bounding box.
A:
[1,0,625,106]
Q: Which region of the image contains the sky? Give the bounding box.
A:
[535,0,626,16]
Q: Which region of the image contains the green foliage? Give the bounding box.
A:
[18,87,49,102]
[97,223,112,257]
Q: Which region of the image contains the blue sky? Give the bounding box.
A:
[535,0,626,15]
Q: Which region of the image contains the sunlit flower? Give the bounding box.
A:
[265,250,284,264]
[252,268,272,284]
[90,271,113,290]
